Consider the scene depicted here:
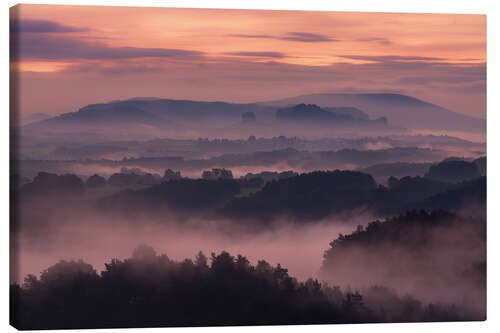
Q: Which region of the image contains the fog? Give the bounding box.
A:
[11,215,362,284]
[11,100,487,324]
[12,200,485,318]
[409,129,486,144]
[320,212,486,317]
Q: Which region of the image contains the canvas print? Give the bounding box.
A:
[9,4,486,329]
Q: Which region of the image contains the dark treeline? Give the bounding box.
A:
[10,171,86,235]
[408,177,486,212]
[16,146,447,178]
[11,245,467,330]
[18,115,484,160]
[275,103,387,125]
[223,172,486,222]
[359,157,485,184]
[358,161,433,183]
[101,178,240,216]
[13,168,486,229]
[323,210,485,262]
[425,159,481,183]
[18,171,85,198]
[224,170,378,221]
[199,147,442,171]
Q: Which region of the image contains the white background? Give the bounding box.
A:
[1,0,498,332]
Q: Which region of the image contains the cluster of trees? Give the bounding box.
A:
[323,210,481,256]
[224,170,378,221]
[100,178,241,216]
[10,245,466,330]
[320,210,486,319]
[474,157,486,176]
[411,177,486,212]
[223,171,486,222]
[378,176,452,214]
[242,170,298,183]
[424,160,481,183]
[61,135,480,163]
[94,168,183,188]
[11,172,91,235]
[202,168,234,180]
[87,168,297,191]
[275,104,387,126]
[19,172,85,198]
[17,169,186,194]
[107,172,160,187]
[16,168,297,197]
[13,167,486,226]
[32,146,444,175]
[359,162,432,183]
[199,147,442,172]
[358,157,486,186]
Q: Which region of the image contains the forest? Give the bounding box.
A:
[11,242,469,330]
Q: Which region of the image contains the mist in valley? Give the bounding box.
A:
[9,5,488,328]
[10,93,487,327]
[11,214,363,284]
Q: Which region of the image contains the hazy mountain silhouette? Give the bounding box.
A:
[23,93,484,134]
[276,104,387,125]
[410,177,486,211]
[26,98,272,129]
[359,162,432,183]
[263,93,485,132]
[424,160,481,183]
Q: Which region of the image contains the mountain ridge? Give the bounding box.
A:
[262,93,485,131]
[25,93,485,133]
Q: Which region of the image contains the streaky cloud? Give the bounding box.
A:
[339,55,447,62]
[10,19,89,34]
[281,32,337,42]
[353,37,392,45]
[227,31,337,43]
[227,34,273,39]
[11,34,205,60]
[225,51,286,58]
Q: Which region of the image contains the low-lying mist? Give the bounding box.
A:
[10,163,487,323]
[320,211,486,317]
[11,214,363,284]
[12,208,485,318]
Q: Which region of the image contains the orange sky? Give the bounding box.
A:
[10,4,486,119]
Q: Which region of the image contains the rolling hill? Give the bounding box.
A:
[23,93,485,137]
[263,93,485,132]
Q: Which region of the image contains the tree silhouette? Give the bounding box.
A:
[11,245,470,330]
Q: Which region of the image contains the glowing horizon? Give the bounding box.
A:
[10,5,486,119]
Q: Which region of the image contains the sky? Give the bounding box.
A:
[10,4,486,119]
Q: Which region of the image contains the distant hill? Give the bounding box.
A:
[23,93,485,138]
[411,177,486,212]
[99,178,241,217]
[222,170,485,221]
[359,162,433,184]
[25,98,274,134]
[263,93,485,132]
[223,170,379,221]
[12,112,51,127]
[425,160,481,183]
